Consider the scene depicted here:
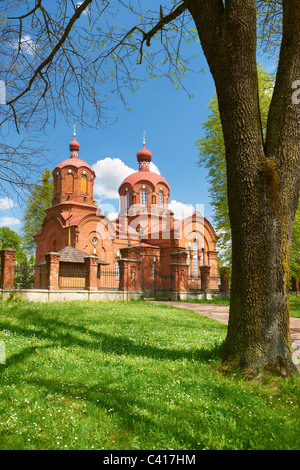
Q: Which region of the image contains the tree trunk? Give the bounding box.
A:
[188,0,300,375]
[220,152,297,375]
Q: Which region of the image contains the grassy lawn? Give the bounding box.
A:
[0,300,299,450]
[181,295,300,318]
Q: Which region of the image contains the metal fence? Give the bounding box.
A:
[98,266,119,289]
[12,263,120,291]
[14,263,48,289]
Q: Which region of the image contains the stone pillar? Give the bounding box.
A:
[200,265,211,291]
[170,249,189,293]
[118,244,141,293]
[219,267,230,292]
[291,277,299,293]
[0,248,16,290]
[85,255,99,291]
[207,250,218,290]
[45,252,61,290]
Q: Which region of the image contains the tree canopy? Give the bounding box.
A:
[196,65,275,266]
[21,168,53,255]
[0,226,27,262]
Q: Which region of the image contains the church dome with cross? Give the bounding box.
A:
[118,134,170,213]
[52,128,95,207]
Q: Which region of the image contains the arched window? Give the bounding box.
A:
[140,189,148,206]
[55,174,61,196]
[187,249,191,276]
[65,172,74,193]
[115,258,120,278]
[193,238,198,277]
[200,248,204,266]
[159,190,163,207]
[126,191,130,209]
[81,174,87,193]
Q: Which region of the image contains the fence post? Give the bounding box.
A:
[0,248,16,290]
[170,249,189,296]
[118,244,141,294]
[85,255,99,291]
[200,265,211,291]
[45,252,61,290]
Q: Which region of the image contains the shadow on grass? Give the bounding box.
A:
[0,304,225,371]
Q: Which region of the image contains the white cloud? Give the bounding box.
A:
[92,157,160,201]
[12,35,37,56]
[0,197,15,210]
[76,2,89,14]
[93,158,134,200]
[169,200,195,220]
[149,162,160,174]
[0,216,21,227]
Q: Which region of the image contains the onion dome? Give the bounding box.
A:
[136,144,152,171]
[118,135,170,194]
[69,130,80,158]
[55,128,93,171]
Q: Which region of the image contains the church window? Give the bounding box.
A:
[200,248,204,266]
[152,257,156,280]
[159,190,163,207]
[192,239,198,277]
[65,172,74,192]
[126,191,130,209]
[55,175,61,195]
[92,236,97,244]
[187,249,191,276]
[81,174,87,193]
[115,258,120,277]
[140,189,148,206]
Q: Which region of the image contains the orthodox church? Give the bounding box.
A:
[34,131,218,291]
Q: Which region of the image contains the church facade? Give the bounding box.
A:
[34,132,218,292]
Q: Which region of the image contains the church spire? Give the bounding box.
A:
[69,124,80,158]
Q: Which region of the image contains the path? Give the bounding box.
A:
[151,301,300,346]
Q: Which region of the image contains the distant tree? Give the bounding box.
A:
[0,226,27,263]
[21,168,53,255]
[196,65,274,267]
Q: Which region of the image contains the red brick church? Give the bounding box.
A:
[34,131,218,292]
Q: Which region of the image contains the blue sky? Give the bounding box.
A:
[0,3,275,235]
[1,40,217,232]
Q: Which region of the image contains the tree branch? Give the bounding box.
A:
[143,1,188,47]
[6,0,94,113]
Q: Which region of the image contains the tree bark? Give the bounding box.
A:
[188,0,300,375]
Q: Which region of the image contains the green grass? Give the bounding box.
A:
[181,295,300,318]
[289,296,300,318]
[0,300,299,450]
